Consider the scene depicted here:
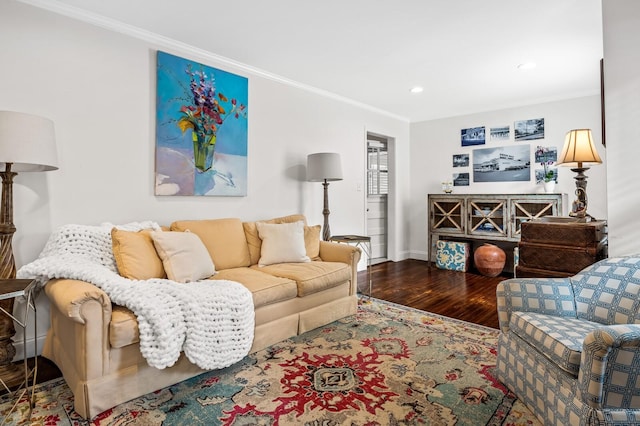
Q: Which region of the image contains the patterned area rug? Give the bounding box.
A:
[1,298,541,425]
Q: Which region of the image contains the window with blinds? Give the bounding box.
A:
[367,141,388,195]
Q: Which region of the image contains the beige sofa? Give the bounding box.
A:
[41,214,361,419]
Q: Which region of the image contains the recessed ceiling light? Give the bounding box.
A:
[410,86,424,93]
[517,62,537,70]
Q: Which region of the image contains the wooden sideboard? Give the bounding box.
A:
[427,193,565,271]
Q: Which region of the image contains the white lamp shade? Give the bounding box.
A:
[307,152,343,182]
[0,111,58,172]
[558,129,602,167]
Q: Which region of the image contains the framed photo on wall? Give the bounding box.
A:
[453,154,469,167]
[490,126,510,141]
[514,118,544,141]
[472,145,530,182]
[453,172,470,186]
[461,126,485,146]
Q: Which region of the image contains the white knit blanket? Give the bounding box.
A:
[17,222,255,370]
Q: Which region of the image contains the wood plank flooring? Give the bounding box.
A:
[359,259,507,329]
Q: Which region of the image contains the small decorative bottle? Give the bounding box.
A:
[442,181,453,193]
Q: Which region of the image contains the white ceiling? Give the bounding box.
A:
[24,0,603,122]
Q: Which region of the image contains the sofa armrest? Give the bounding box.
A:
[44,278,112,324]
[496,277,576,332]
[44,278,113,382]
[579,325,640,410]
[319,241,362,296]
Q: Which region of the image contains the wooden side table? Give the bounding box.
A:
[329,235,372,298]
[0,279,38,424]
[516,217,607,278]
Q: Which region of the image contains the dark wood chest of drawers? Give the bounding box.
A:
[516,218,607,278]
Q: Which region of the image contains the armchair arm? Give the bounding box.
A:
[496,277,577,332]
[579,325,640,410]
[319,241,362,296]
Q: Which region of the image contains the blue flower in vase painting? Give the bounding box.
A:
[155,51,248,196]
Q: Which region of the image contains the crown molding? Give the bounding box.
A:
[17,0,409,123]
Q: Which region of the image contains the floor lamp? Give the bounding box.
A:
[0,111,58,386]
[557,129,602,219]
[307,152,343,241]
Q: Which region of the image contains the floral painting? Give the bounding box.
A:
[155,51,248,196]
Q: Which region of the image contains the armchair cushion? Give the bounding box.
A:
[496,277,577,332]
[510,312,602,376]
[572,257,640,325]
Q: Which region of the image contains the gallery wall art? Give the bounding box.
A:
[453,154,469,167]
[490,126,509,141]
[472,145,530,182]
[155,51,248,196]
[453,172,470,186]
[461,126,485,146]
[514,118,544,141]
[534,145,558,183]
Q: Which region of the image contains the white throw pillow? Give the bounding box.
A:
[256,221,311,266]
[151,230,216,283]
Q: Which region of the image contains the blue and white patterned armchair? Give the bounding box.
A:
[496,256,640,425]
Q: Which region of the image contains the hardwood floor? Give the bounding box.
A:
[359,259,508,329]
[13,259,507,390]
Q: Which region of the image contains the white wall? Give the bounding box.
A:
[0,1,410,356]
[602,1,640,256]
[408,95,606,260]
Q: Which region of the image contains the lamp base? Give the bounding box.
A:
[0,167,21,388]
[322,180,331,241]
[569,167,590,219]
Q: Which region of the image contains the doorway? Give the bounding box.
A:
[366,136,389,264]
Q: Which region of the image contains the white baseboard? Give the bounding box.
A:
[409,250,428,261]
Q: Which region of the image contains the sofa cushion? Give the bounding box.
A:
[212,267,297,308]
[151,231,215,283]
[110,305,139,349]
[304,225,321,261]
[256,221,310,266]
[244,214,308,265]
[111,229,166,280]
[251,261,350,297]
[171,218,251,270]
[509,311,602,376]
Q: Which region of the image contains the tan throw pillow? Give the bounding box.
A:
[150,231,215,283]
[111,229,166,280]
[256,221,311,266]
[170,218,251,270]
[243,214,308,265]
[304,224,321,260]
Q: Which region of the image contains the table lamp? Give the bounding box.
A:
[0,111,58,386]
[557,129,602,219]
[307,152,343,241]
